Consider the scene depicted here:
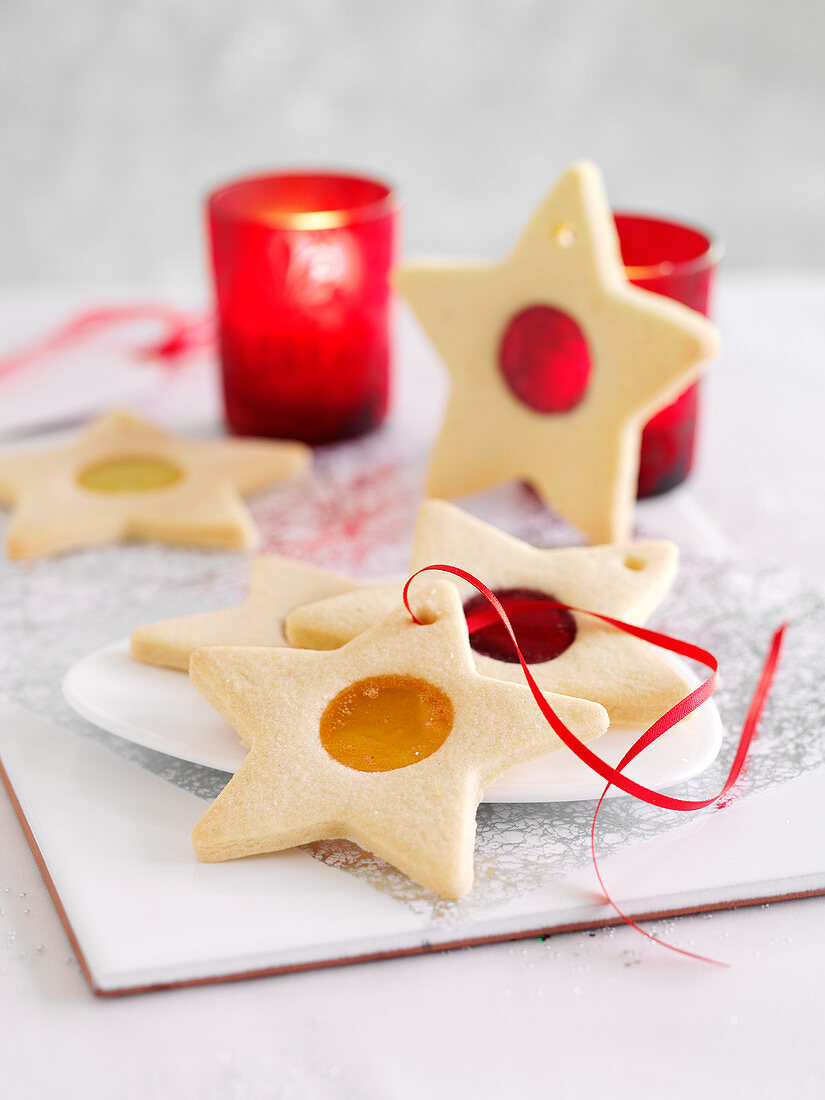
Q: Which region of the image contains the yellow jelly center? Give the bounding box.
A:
[319,675,454,773]
[77,456,183,494]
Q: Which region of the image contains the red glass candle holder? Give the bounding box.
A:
[207,171,398,445]
[614,213,721,498]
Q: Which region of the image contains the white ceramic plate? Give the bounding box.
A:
[63,639,723,802]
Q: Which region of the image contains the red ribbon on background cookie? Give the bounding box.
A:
[0,304,213,383]
[404,564,788,967]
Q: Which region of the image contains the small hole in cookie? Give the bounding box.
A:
[553,223,576,247]
[624,555,646,571]
[407,605,437,627]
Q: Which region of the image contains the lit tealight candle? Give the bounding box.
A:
[207,171,398,445]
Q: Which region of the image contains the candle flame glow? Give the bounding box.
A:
[283,233,360,307]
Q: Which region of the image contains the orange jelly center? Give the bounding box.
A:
[319,675,454,773]
[77,456,183,494]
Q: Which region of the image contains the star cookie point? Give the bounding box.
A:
[130,555,361,672]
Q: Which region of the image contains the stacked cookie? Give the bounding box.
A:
[130,500,685,899]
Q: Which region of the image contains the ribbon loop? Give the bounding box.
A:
[404,563,787,965]
[0,304,213,384]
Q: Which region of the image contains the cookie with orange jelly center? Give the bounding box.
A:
[189,581,609,899]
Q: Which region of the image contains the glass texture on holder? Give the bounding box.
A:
[208,171,398,445]
[614,213,721,498]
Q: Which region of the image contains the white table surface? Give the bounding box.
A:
[2,275,824,1098]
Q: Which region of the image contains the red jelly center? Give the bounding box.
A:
[463,587,577,665]
[498,304,592,413]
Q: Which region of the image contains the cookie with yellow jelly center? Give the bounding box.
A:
[0,410,310,558]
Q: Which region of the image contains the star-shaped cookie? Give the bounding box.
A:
[130,555,363,673]
[190,581,609,898]
[0,410,310,558]
[396,162,718,543]
[286,500,687,725]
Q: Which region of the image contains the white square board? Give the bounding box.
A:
[2,698,824,996]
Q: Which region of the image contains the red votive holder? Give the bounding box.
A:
[614,213,721,498]
[207,171,398,445]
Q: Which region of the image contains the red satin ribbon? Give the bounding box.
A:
[403,564,788,966]
[0,305,213,383]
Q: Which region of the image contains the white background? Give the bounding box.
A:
[1,0,824,288]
